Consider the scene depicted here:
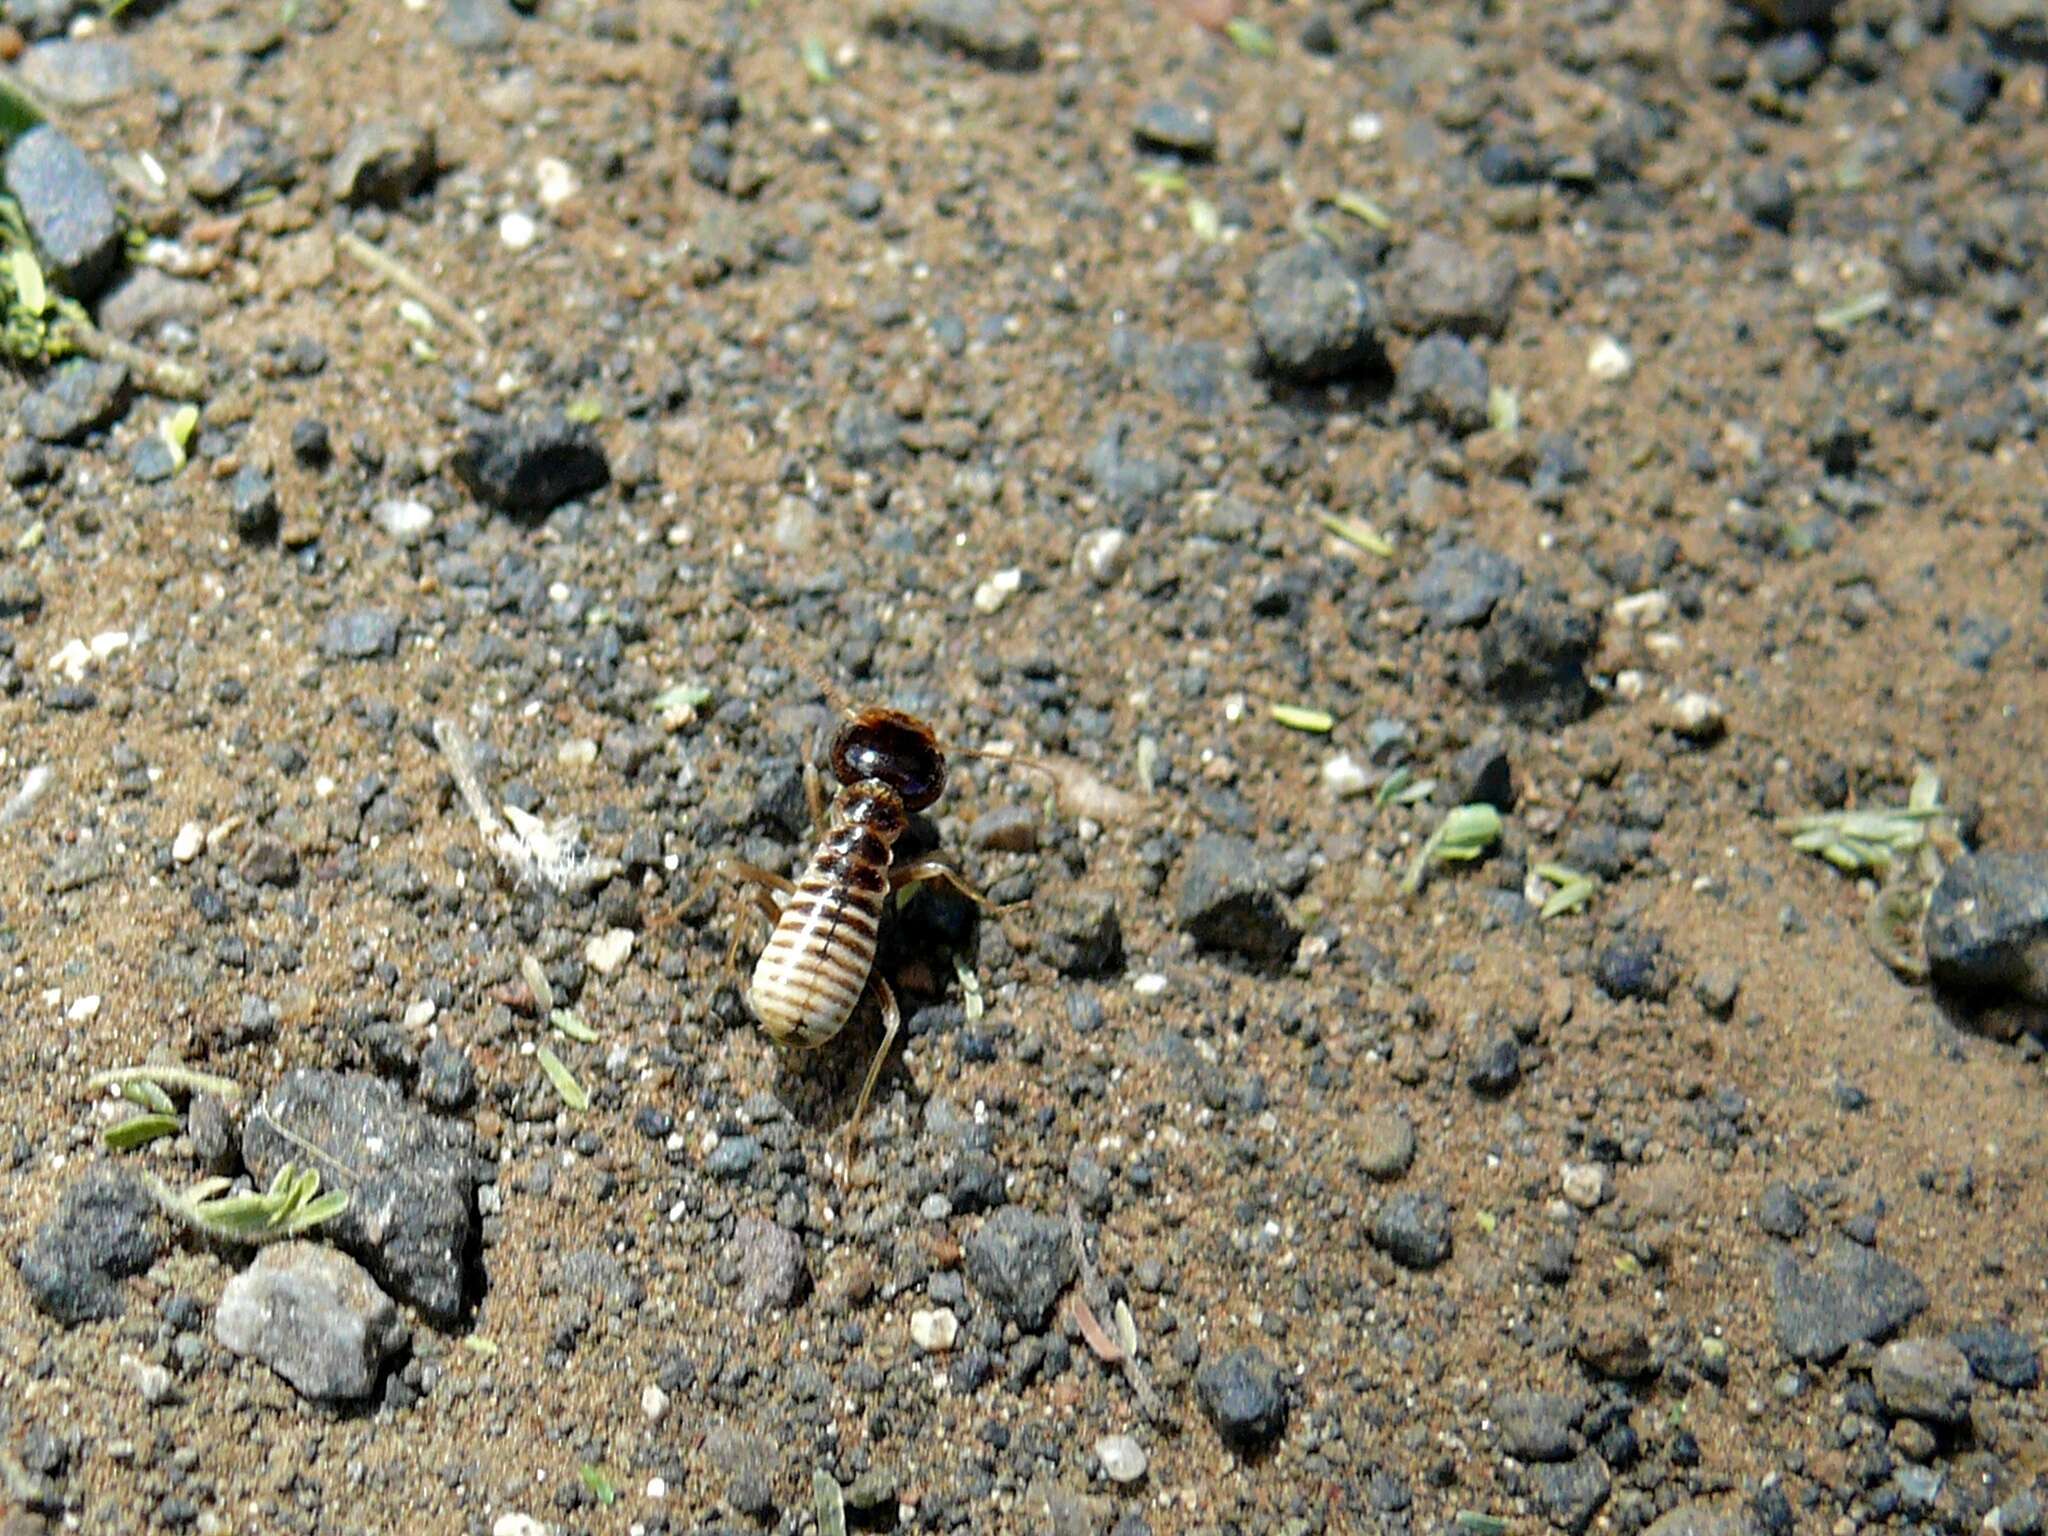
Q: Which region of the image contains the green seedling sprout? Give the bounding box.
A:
[1330,190,1392,231]
[1533,862,1596,919]
[1402,803,1502,894]
[1374,766,1436,809]
[1224,17,1276,57]
[537,1043,589,1111]
[88,1064,243,1101]
[149,1161,348,1245]
[1313,511,1394,557]
[799,36,834,84]
[1271,703,1334,734]
[1778,770,1942,875]
[579,1466,617,1507]
[104,1113,178,1151]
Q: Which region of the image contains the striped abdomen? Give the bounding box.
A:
[749,824,891,1047]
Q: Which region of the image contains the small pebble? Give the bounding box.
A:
[585,927,634,976]
[499,210,538,249]
[1560,1162,1611,1210]
[972,568,1022,614]
[1587,336,1633,381]
[910,1307,959,1353]
[1094,1434,1147,1483]
[1321,753,1372,800]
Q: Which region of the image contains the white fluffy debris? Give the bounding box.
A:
[432,718,621,894]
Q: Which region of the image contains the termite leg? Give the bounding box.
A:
[842,973,901,1156]
[803,760,832,836]
[716,857,793,972]
[890,856,1009,910]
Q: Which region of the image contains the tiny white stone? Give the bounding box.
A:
[640,1382,670,1421]
[556,737,599,766]
[972,568,1023,614]
[1074,528,1129,587]
[47,638,92,681]
[1095,1434,1148,1483]
[493,1516,548,1536]
[89,630,130,661]
[534,156,578,208]
[375,498,433,541]
[172,822,205,863]
[645,1476,667,1499]
[1587,336,1633,382]
[120,1352,175,1405]
[1321,752,1372,800]
[910,1307,959,1353]
[404,998,437,1029]
[586,928,635,976]
[66,995,100,1022]
[1348,112,1383,144]
[1132,972,1169,998]
[1560,1161,1611,1210]
[499,210,539,250]
[1611,590,1670,627]
[1667,689,1726,741]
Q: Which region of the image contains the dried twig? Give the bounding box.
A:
[1067,1199,1164,1421]
[338,230,491,348]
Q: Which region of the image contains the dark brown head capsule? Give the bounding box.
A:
[829,708,947,812]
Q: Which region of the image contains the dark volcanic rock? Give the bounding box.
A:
[1197,1347,1288,1451]
[15,1168,162,1325]
[318,609,400,660]
[1951,1323,2039,1390]
[1385,231,1518,337]
[1770,1238,1928,1363]
[1248,240,1387,384]
[454,413,610,516]
[1398,333,1491,433]
[1924,852,2048,1008]
[241,1070,480,1324]
[1037,889,1124,977]
[1476,587,1600,726]
[905,0,1042,69]
[5,126,122,298]
[1132,100,1218,159]
[20,360,130,444]
[1411,543,1522,629]
[1372,1190,1452,1270]
[1494,1390,1579,1462]
[1448,737,1514,811]
[1174,835,1301,966]
[964,1207,1074,1330]
[730,1216,808,1317]
[1537,1453,1612,1535]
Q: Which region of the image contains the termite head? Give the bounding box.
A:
[830,708,947,812]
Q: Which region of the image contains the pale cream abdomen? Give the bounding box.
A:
[748,834,889,1047]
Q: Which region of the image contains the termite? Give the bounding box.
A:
[718,705,1004,1153]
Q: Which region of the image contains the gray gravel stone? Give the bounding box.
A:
[15,1168,162,1325]
[1951,1323,2038,1389]
[241,1070,479,1324]
[1924,852,2048,1007]
[1770,1238,1928,1363]
[215,1242,405,1402]
[1037,889,1124,977]
[1249,240,1387,384]
[906,0,1042,69]
[1398,333,1491,433]
[96,268,223,341]
[964,1206,1075,1330]
[1196,1347,1288,1451]
[1174,835,1301,966]
[453,412,610,516]
[1477,587,1601,726]
[1537,1452,1611,1534]
[1494,1390,1579,1462]
[440,0,514,49]
[1385,232,1518,337]
[5,125,121,298]
[328,118,435,207]
[1448,738,1514,811]
[1411,543,1522,629]
[1372,1190,1452,1270]
[730,1216,808,1316]
[20,360,130,444]
[1132,100,1218,159]
[1873,1337,1973,1425]
[1642,1505,1757,1536]
[1358,1105,1416,1179]
[17,38,136,108]
[1757,1181,1807,1240]
[318,609,400,660]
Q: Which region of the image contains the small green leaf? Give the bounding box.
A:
[1135,166,1187,195]
[1187,196,1221,243]
[10,246,46,318]
[1312,512,1394,557]
[579,1465,617,1507]
[550,1008,598,1043]
[1487,385,1520,436]
[1534,862,1596,919]
[1402,803,1503,894]
[650,682,713,714]
[537,1044,590,1111]
[1270,703,1334,734]
[104,1113,178,1150]
[1331,190,1392,230]
[1224,17,1276,57]
[563,397,604,425]
[463,1336,499,1358]
[1814,290,1889,335]
[0,76,49,139]
[89,1064,243,1100]
[799,35,833,84]
[122,1078,176,1115]
[1454,1515,1508,1536]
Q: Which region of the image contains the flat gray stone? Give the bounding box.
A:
[1770,1238,1928,1363]
[216,1242,405,1402]
[16,38,136,108]
[5,125,121,298]
[1925,852,2048,1008]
